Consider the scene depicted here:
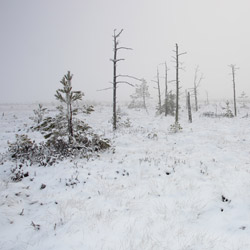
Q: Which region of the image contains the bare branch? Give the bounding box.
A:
[110,58,125,63]
[97,87,113,92]
[117,74,143,81]
[178,52,187,56]
[117,47,133,50]
[168,80,176,83]
[117,81,134,87]
[113,29,123,38]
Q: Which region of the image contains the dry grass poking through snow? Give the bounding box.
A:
[1,103,250,250]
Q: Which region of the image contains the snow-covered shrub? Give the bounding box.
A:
[8,134,38,161]
[7,71,111,166]
[128,79,150,110]
[223,101,234,118]
[30,104,47,125]
[158,91,176,116]
[36,107,110,158]
[109,107,131,128]
[10,164,29,182]
[169,122,182,133]
[8,134,57,166]
[202,111,216,118]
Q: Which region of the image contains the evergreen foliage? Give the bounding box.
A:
[30,104,47,124]
[128,79,150,110]
[8,71,110,165]
[55,71,83,141]
[159,91,176,115]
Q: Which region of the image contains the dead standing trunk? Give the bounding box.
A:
[164,62,169,116]
[173,43,186,123]
[175,44,179,123]
[229,64,238,117]
[111,29,132,130]
[187,92,192,123]
[157,67,162,113]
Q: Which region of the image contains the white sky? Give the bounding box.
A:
[1,0,250,103]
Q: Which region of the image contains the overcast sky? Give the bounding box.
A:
[1,0,250,104]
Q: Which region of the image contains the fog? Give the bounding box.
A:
[1,0,250,104]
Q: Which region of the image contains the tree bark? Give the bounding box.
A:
[187,92,192,123]
[175,43,179,123]
[164,62,168,116]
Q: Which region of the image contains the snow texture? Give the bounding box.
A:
[1,102,250,250]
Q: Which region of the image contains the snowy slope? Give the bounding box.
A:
[1,103,250,250]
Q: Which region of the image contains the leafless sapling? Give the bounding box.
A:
[229,64,239,117]
[173,43,186,123]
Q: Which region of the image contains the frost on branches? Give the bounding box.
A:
[128,79,150,110]
[8,71,111,166]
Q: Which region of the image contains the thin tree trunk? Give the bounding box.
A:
[157,67,162,113]
[113,31,118,130]
[187,92,192,123]
[175,43,179,123]
[229,64,238,117]
[232,68,237,116]
[164,62,168,116]
[194,67,198,112]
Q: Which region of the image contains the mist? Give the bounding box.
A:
[1,0,250,104]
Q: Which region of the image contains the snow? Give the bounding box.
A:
[1,102,250,250]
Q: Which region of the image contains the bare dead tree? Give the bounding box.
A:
[229,64,239,117]
[173,43,186,123]
[111,29,132,130]
[152,67,162,114]
[164,62,170,116]
[187,92,192,123]
[193,66,204,112]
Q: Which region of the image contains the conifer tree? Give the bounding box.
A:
[55,71,83,141]
[128,79,150,111]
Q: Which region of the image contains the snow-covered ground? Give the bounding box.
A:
[1,102,250,250]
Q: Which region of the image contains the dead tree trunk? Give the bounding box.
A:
[173,43,186,123]
[111,29,132,130]
[193,66,203,112]
[175,44,179,123]
[157,67,162,113]
[152,67,162,114]
[113,37,117,130]
[164,62,169,116]
[187,92,192,123]
[229,64,238,117]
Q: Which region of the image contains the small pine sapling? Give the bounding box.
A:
[30,104,47,125]
[128,79,150,111]
[224,101,234,118]
[55,71,83,142]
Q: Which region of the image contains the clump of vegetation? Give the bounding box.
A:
[160,91,176,116]
[128,79,150,111]
[109,107,131,128]
[223,101,234,118]
[169,122,182,133]
[8,71,111,166]
[29,104,47,125]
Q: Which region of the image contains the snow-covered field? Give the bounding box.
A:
[1,102,250,250]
